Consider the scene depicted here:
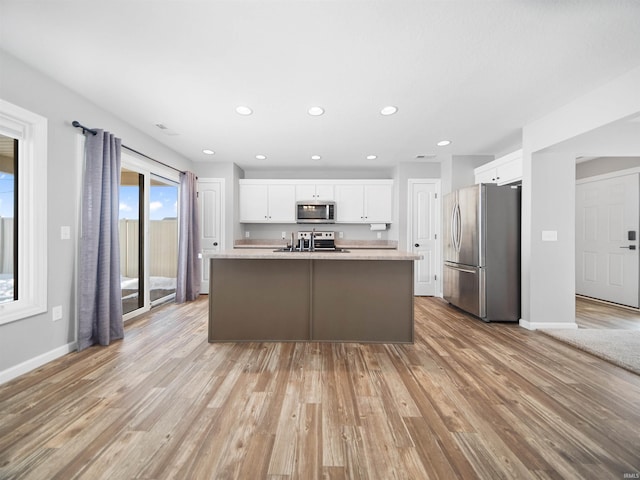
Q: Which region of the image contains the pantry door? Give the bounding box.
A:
[408,179,440,296]
[198,178,225,294]
[576,172,639,307]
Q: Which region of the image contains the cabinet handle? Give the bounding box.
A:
[415,243,420,247]
[213,242,218,246]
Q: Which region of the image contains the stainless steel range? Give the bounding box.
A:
[297,231,337,251]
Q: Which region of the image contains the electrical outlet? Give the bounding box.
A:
[339,231,344,238]
[281,231,286,239]
[245,231,250,238]
[52,305,62,321]
[377,232,382,239]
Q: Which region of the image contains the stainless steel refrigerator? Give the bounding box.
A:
[443,183,521,322]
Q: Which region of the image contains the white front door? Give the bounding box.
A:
[576,172,639,307]
[408,180,440,296]
[198,179,224,294]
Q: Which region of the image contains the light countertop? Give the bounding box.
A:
[207,248,421,261]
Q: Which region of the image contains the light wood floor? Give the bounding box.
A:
[1,296,639,479]
[576,296,640,329]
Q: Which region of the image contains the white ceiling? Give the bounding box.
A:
[2,0,640,171]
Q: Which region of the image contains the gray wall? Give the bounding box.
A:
[576,157,640,179]
[520,65,640,329]
[524,152,576,325]
[0,49,193,375]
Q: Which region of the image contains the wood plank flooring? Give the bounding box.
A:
[1,296,640,479]
[576,296,640,329]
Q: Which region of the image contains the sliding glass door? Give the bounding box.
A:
[120,155,179,319]
[149,176,178,305]
[119,168,144,315]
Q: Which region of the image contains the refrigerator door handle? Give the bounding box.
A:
[444,263,477,274]
[452,202,462,252]
[450,202,457,252]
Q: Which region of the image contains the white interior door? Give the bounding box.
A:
[198,179,224,294]
[576,172,639,307]
[409,180,440,296]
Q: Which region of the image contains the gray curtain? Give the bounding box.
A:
[176,171,201,303]
[78,129,124,351]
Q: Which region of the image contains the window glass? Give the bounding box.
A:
[120,168,144,315]
[0,99,47,325]
[149,177,178,303]
[0,133,17,304]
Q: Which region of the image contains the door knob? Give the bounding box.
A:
[414,243,420,247]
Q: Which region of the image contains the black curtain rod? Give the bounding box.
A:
[72,120,186,175]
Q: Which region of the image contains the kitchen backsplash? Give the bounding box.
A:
[240,223,390,241]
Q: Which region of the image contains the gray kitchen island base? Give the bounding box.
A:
[208,255,415,343]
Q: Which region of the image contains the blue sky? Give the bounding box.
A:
[120,185,178,220]
[0,173,14,218]
[0,178,177,220]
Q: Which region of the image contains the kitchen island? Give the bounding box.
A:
[208,249,421,343]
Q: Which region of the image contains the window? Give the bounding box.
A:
[0,134,17,304]
[0,99,47,324]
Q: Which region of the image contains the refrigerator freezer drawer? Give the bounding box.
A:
[443,262,486,319]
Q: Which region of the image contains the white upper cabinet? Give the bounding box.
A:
[334,184,364,222]
[364,183,393,223]
[334,181,393,223]
[239,181,296,223]
[474,149,523,185]
[294,182,334,201]
[240,179,393,224]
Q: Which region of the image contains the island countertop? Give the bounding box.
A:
[206,248,422,261]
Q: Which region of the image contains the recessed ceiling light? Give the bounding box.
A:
[380,106,398,116]
[308,106,325,116]
[236,106,253,115]
[202,149,215,155]
[311,155,322,160]
[366,155,377,160]
[255,154,267,160]
[437,140,451,147]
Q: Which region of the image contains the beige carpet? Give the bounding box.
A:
[541,329,640,376]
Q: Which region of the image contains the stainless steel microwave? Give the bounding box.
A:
[296,201,336,223]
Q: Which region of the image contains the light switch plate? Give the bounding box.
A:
[60,226,71,240]
[541,230,558,242]
[52,305,62,321]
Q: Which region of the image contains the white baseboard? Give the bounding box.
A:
[0,342,77,385]
[519,319,579,330]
